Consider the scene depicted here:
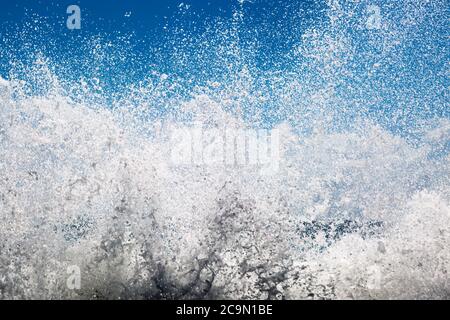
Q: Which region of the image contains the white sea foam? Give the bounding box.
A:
[0,74,448,299]
[0,0,449,299]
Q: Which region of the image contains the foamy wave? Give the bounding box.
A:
[0,0,449,299]
[0,76,448,299]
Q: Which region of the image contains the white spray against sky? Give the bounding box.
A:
[0,0,449,299]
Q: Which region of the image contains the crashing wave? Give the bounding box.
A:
[0,0,449,300]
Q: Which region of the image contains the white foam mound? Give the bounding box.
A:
[0,86,448,299]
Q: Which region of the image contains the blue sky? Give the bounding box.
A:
[0,1,321,66]
[0,1,323,93]
[0,0,237,35]
[0,0,448,131]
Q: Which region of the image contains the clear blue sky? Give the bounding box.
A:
[0,0,324,100]
[0,0,448,129]
[0,0,321,75]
